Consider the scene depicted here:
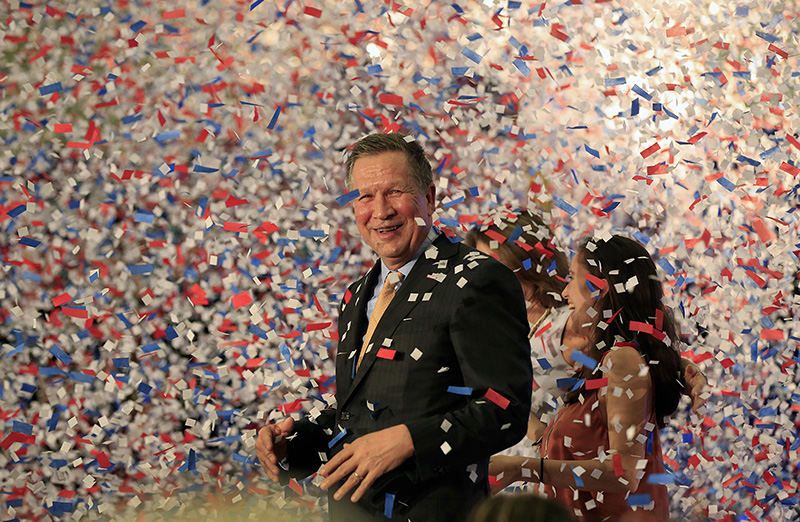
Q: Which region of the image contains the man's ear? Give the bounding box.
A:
[425,183,435,217]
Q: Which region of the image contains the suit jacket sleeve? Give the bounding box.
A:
[404,258,532,482]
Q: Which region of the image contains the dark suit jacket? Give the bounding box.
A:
[285,234,532,521]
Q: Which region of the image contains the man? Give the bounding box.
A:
[256,133,533,521]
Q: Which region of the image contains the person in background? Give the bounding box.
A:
[489,235,686,520]
[467,492,576,522]
[256,133,533,521]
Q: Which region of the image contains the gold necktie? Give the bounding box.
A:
[357,271,403,370]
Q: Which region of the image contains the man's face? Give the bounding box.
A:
[351,151,435,270]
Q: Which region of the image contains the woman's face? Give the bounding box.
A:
[562,254,599,326]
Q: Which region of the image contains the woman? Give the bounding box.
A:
[490,235,684,520]
[465,210,585,442]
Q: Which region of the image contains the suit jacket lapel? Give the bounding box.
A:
[336,263,380,398]
[339,235,460,409]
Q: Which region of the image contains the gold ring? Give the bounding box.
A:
[352,472,362,481]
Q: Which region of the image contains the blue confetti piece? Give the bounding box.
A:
[336,189,360,206]
[451,66,470,76]
[646,66,662,76]
[631,84,652,101]
[49,345,72,366]
[7,204,26,218]
[367,64,383,74]
[447,386,473,396]
[736,154,761,167]
[130,20,147,32]
[632,230,649,246]
[250,0,264,10]
[127,264,154,275]
[112,357,129,368]
[755,30,779,44]
[121,113,143,125]
[134,211,154,223]
[584,144,600,158]
[522,258,532,270]
[571,351,597,369]
[279,342,292,364]
[19,236,40,247]
[39,82,63,95]
[605,77,626,87]
[141,343,161,354]
[657,258,675,276]
[384,493,395,518]
[328,428,348,448]
[513,59,530,77]
[552,195,577,215]
[179,449,198,472]
[601,201,620,213]
[631,98,639,116]
[12,421,33,435]
[536,357,552,370]
[155,130,180,142]
[299,229,326,238]
[716,177,736,191]
[193,165,218,173]
[735,6,749,15]
[468,186,479,197]
[627,493,652,507]
[248,325,269,340]
[443,196,464,209]
[266,105,282,130]
[573,469,584,487]
[647,473,674,484]
[461,47,482,64]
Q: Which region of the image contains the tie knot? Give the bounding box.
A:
[386,271,404,287]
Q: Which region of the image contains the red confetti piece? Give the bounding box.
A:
[550,24,569,42]
[613,453,624,477]
[223,222,248,233]
[54,123,72,133]
[687,131,707,144]
[585,377,608,390]
[379,93,404,106]
[760,329,784,341]
[231,292,253,309]
[484,388,510,410]
[786,133,800,151]
[767,44,788,59]
[376,347,396,360]
[640,142,660,158]
[52,293,72,307]
[585,273,607,290]
[304,6,322,17]
[779,161,799,177]
[751,217,775,243]
[163,9,185,19]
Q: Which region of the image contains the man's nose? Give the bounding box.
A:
[373,195,395,219]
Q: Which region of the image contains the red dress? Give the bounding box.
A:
[541,388,669,521]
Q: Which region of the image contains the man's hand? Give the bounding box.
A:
[683,362,709,412]
[256,417,295,482]
[319,424,414,503]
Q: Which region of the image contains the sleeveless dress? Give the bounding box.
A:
[541,374,669,520]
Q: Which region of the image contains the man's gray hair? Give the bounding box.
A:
[344,133,433,192]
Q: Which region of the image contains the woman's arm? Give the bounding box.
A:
[490,346,655,494]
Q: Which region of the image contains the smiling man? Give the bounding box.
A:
[256,133,532,521]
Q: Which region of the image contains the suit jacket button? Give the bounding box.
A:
[340,411,351,421]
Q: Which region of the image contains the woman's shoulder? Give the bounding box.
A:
[602,345,648,379]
